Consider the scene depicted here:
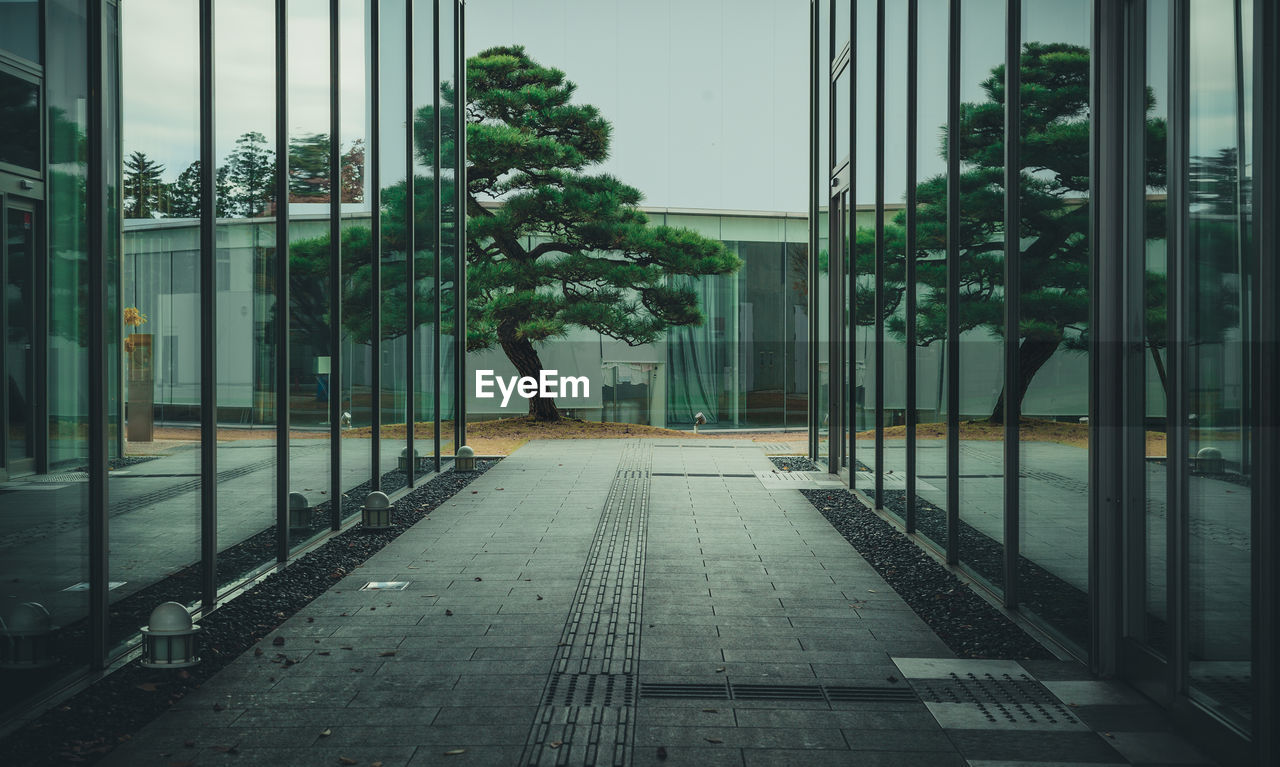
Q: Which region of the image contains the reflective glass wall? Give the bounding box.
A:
[812,1,1277,763]
[0,0,466,722]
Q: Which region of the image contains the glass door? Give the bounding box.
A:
[3,195,38,476]
[826,184,848,475]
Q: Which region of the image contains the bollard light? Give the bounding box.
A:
[455,445,476,472]
[362,491,393,529]
[288,491,311,530]
[398,447,420,473]
[1196,446,1224,474]
[140,602,201,669]
[0,602,56,669]
[694,412,707,434]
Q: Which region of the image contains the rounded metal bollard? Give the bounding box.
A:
[1195,446,1224,474]
[288,491,311,530]
[0,602,56,669]
[398,447,420,473]
[362,491,393,529]
[455,445,476,472]
[141,602,201,669]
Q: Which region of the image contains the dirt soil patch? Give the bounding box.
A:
[859,417,1167,455]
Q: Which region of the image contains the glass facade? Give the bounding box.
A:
[0,0,466,722]
[813,1,1280,764]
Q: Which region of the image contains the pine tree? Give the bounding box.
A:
[461,45,740,420]
[226,131,275,217]
[290,45,740,422]
[289,133,331,202]
[123,151,166,218]
[168,160,233,218]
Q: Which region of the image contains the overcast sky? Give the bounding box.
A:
[120,0,1246,212]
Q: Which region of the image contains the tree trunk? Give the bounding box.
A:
[988,336,1064,424]
[498,321,561,422]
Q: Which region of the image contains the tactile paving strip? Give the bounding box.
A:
[911,671,1086,730]
[521,442,650,766]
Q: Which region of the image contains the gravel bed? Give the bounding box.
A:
[770,457,1052,660]
[0,460,497,767]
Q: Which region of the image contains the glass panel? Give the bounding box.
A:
[6,206,34,464]
[1017,0,1092,647]
[1186,0,1252,731]
[338,0,371,517]
[881,0,908,520]
[286,0,333,549]
[412,0,437,475]
[378,0,408,493]
[785,226,808,431]
[851,0,875,489]
[1142,0,1171,656]
[440,0,458,456]
[834,0,850,54]
[0,69,40,171]
[214,0,277,588]
[911,0,949,552]
[0,0,89,714]
[0,0,40,63]
[815,0,830,466]
[955,0,1006,592]
[736,236,786,428]
[834,65,849,170]
[113,0,202,649]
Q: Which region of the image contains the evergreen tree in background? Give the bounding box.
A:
[167,160,232,218]
[225,131,275,217]
[290,45,740,422]
[123,151,166,218]
[462,45,740,420]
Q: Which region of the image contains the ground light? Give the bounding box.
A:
[455,445,476,472]
[362,491,393,529]
[0,602,56,669]
[288,491,311,530]
[140,602,201,669]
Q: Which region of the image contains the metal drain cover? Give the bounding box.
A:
[754,470,846,490]
[360,581,410,590]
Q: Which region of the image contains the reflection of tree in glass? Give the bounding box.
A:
[290,45,741,422]
[123,151,167,218]
[846,42,1237,422]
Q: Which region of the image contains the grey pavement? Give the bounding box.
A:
[98,439,1211,767]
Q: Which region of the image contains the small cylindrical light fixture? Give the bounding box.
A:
[398,446,420,473]
[0,602,56,669]
[1196,446,1224,474]
[455,445,476,472]
[288,491,311,530]
[362,491,393,529]
[140,602,201,669]
[693,412,707,434]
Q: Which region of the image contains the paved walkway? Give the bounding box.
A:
[102,440,1213,767]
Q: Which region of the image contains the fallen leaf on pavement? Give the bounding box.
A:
[549,741,562,749]
[338,757,358,765]
[379,651,396,657]
[320,729,331,737]
[705,738,723,744]
[444,749,466,755]
[137,683,159,692]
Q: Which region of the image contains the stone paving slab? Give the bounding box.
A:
[99,439,1210,767]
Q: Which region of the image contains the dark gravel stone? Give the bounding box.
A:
[0,460,497,767]
[770,457,1052,661]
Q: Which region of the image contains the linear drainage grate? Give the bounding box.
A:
[639,682,730,700]
[825,685,918,703]
[650,472,756,478]
[732,683,825,701]
[911,672,1082,728]
[637,682,917,705]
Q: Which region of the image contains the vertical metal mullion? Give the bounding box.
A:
[945,0,961,564]
[1091,0,1127,675]
[453,1,467,449]
[1253,0,1280,761]
[274,0,290,562]
[433,0,442,472]
[873,0,885,508]
[328,0,342,529]
[87,0,109,669]
[405,0,415,485]
[807,0,817,461]
[370,0,382,490]
[1166,0,1190,699]
[904,0,918,533]
[1002,0,1021,609]
[847,0,856,482]
[198,0,218,609]
[1122,0,1151,642]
